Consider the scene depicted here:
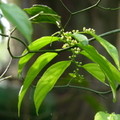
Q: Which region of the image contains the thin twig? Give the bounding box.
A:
[1,28,120,58]
[0,33,29,58]
[98,5,120,10]
[72,0,101,15]
[0,33,26,44]
[60,0,101,28]
[54,84,111,94]
[63,14,72,29]
[59,0,72,14]
[3,32,29,58]
[0,75,12,82]
[0,58,12,78]
[60,0,101,15]
[29,45,74,54]
[89,28,120,42]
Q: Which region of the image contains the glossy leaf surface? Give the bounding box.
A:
[82,63,106,84]
[34,61,71,115]
[107,61,120,84]
[80,50,94,62]
[78,44,117,101]
[0,2,33,44]
[72,33,88,46]
[81,47,120,84]
[18,36,59,76]
[18,52,57,116]
[24,5,61,27]
[94,111,120,120]
[89,33,120,70]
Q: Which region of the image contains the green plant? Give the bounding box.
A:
[94,111,120,120]
[0,0,120,119]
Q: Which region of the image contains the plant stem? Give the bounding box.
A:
[89,28,120,41]
[98,5,120,10]
[0,75,12,82]
[72,0,101,15]
[60,0,101,28]
[0,58,12,78]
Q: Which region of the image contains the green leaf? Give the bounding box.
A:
[72,33,88,46]
[0,3,33,44]
[94,111,120,120]
[34,61,71,115]
[18,52,57,116]
[18,36,59,76]
[89,33,120,70]
[94,111,110,120]
[24,5,61,27]
[107,61,120,84]
[80,50,95,62]
[78,44,117,101]
[81,50,120,84]
[82,63,106,84]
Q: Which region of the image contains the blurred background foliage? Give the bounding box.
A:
[0,0,120,120]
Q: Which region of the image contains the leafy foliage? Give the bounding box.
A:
[0,2,33,44]
[24,4,61,27]
[0,1,120,119]
[34,61,71,115]
[82,63,106,84]
[18,52,58,116]
[18,36,59,76]
[78,44,117,101]
[94,111,120,120]
[17,5,71,116]
[87,31,120,70]
[72,33,89,46]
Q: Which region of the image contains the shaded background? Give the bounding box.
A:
[0,0,120,120]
